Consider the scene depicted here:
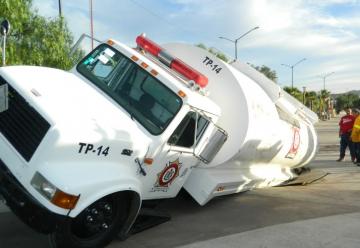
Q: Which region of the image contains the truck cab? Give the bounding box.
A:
[73,38,226,198]
[0,35,227,248]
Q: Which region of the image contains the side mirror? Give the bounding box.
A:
[0,19,10,36]
[195,124,228,164]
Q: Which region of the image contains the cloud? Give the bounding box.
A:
[308,0,360,6]
[31,0,360,93]
[31,0,58,17]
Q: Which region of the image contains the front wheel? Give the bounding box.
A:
[49,193,128,248]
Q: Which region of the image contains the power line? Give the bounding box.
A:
[127,0,191,35]
[128,0,172,26]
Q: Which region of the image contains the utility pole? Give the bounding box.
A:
[89,0,94,50]
[58,0,62,17]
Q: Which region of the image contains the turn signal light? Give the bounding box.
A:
[144,158,154,165]
[51,190,80,210]
[178,90,186,98]
[131,55,139,61]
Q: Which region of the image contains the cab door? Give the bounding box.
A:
[145,111,211,198]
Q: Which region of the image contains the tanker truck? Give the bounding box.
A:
[0,34,318,248]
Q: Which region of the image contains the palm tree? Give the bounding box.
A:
[320,89,331,100]
[305,91,318,111]
[283,86,302,102]
[319,89,331,120]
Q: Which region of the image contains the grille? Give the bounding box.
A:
[0,76,50,161]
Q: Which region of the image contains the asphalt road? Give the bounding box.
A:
[1,117,360,248]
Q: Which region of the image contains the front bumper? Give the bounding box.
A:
[0,159,65,234]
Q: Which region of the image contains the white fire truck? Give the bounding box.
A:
[0,34,318,247]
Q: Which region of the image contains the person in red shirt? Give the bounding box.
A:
[337,108,356,161]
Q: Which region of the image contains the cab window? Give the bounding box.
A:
[168,111,209,148]
[77,44,182,135]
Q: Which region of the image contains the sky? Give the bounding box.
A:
[32,0,360,93]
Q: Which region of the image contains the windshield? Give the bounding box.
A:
[77,44,182,135]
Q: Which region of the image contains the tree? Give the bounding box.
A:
[196,43,207,50]
[317,89,331,116]
[305,90,318,111]
[282,87,332,114]
[196,43,229,62]
[319,89,331,100]
[282,86,321,112]
[283,86,303,102]
[354,98,360,109]
[0,0,82,70]
[335,93,359,112]
[252,65,278,83]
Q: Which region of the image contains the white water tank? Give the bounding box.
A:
[163,43,318,170]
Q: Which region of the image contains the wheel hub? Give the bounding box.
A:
[72,199,116,238]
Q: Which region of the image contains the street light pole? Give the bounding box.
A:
[281,58,306,89]
[321,71,335,91]
[1,19,10,66]
[219,26,259,61]
[318,72,334,120]
[235,40,238,60]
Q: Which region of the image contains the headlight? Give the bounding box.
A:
[31,172,57,200]
[31,172,79,210]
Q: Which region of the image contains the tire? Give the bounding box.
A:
[49,193,129,248]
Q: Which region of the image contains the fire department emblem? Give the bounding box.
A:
[155,159,182,188]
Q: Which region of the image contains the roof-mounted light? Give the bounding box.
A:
[136,34,208,88]
[136,35,162,57]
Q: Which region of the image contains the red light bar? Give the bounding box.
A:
[136,34,208,88]
[171,59,208,88]
[135,35,161,57]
